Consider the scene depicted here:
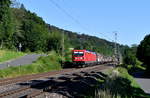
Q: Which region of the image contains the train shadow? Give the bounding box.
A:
[17,71,108,98]
[17,70,150,98]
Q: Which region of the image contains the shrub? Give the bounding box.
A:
[0,51,62,78]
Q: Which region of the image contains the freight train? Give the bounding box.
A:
[72,49,113,67]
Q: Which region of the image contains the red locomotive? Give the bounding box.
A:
[72,49,113,67]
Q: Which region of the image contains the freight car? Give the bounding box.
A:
[72,49,113,67]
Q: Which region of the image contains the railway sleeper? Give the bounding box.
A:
[0,86,30,97]
[25,86,52,98]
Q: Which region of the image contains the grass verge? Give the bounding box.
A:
[0,51,62,78]
[0,50,25,63]
[86,67,149,98]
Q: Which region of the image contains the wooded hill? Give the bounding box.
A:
[48,24,117,56]
[0,0,124,56]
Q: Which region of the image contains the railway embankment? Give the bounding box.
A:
[0,65,111,98]
[0,65,149,98]
[91,67,149,98]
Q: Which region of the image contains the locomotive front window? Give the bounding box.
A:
[73,52,84,57]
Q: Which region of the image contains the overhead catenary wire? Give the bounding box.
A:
[48,0,114,42]
[98,32,114,41]
[48,0,91,33]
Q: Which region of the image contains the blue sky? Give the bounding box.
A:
[18,0,150,46]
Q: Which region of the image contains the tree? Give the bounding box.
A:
[123,47,136,66]
[137,34,150,71]
[11,0,21,8]
[20,4,26,10]
[47,31,62,53]
[124,54,136,66]
[0,0,14,48]
[137,34,150,72]
[20,12,49,52]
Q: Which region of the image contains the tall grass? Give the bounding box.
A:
[0,50,25,63]
[0,51,62,78]
[95,89,121,98]
[94,67,149,98]
[116,67,140,87]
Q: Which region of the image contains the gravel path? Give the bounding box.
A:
[0,54,46,69]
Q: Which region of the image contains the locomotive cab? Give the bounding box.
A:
[72,50,97,67]
[72,50,85,66]
[73,51,84,59]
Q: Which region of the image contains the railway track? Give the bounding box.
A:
[0,79,53,98]
[0,68,76,86]
[0,64,113,98]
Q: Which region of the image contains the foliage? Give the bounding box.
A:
[47,24,116,56]
[116,67,139,87]
[12,8,50,52]
[0,0,14,48]
[0,0,127,58]
[96,68,148,98]
[122,45,137,66]
[137,34,150,73]
[0,51,62,78]
[95,89,121,98]
[86,67,149,98]
[120,44,147,75]
[47,31,62,53]
[0,49,25,63]
[66,32,115,56]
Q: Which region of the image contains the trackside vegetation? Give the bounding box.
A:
[137,34,150,75]
[85,67,149,98]
[0,51,62,78]
[0,0,149,97]
[0,50,25,63]
[0,0,126,56]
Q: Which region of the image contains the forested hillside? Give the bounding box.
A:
[48,25,118,56]
[0,0,122,56]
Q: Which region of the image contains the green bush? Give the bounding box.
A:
[0,51,62,78]
[116,67,139,88]
[93,67,149,98]
[0,50,25,63]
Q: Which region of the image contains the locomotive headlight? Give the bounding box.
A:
[79,57,82,59]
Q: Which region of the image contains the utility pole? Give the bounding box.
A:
[114,31,118,65]
[114,31,122,65]
[115,32,117,56]
[61,31,65,66]
[117,43,122,65]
